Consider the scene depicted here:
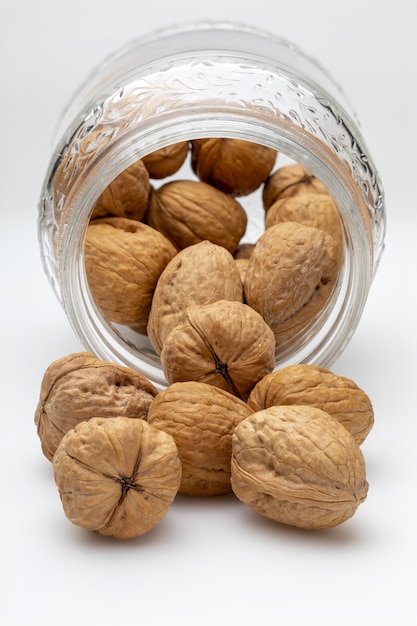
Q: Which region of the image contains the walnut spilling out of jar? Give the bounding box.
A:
[247,364,374,445]
[147,240,243,355]
[147,381,252,496]
[84,216,176,332]
[146,179,247,253]
[231,405,368,530]
[34,352,159,462]
[160,299,276,401]
[191,138,277,196]
[53,417,182,540]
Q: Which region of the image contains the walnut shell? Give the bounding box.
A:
[146,179,247,253]
[84,217,177,332]
[147,381,252,496]
[263,163,329,211]
[265,193,344,261]
[247,364,374,445]
[244,222,340,350]
[231,405,368,530]
[160,300,276,401]
[142,141,189,179]
[235,258,249,286]
[147,241,243,354]
[53,417,181,540]
[91,159,150,221]
[191,138,277,196]
[234,243,255,260]
[34,352,159,461]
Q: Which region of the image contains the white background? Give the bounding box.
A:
[1,1,416,624]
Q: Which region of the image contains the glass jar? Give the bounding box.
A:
[38,21,386,388]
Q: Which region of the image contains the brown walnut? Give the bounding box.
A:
[147,241,243,355]
[91,159,150,221]
[84,217,177,332]
[53,417,181,540]
[244,222,340,351]
[247,364,374,445]
[147,381,252,496]
[191,138,277,196]
[146,179,247,253]
[265,192,344,261]
[231,405,368,530]
[142,141,189,179]
[262,163,329,211]
[34,352,159,461]
[160,299,276,401]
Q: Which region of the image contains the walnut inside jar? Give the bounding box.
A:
[142,141,189,179]
[191,138,277,196]
[262,163,329,210]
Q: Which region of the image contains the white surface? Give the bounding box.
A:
[1,2,416,625]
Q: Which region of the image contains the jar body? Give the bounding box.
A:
[38,21,385,388]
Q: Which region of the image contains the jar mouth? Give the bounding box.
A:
[38,23,385,388]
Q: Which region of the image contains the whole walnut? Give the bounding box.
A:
[191,138,277,196]
[147,241,243,355]
[265,193,344,261]
[91,159,150,221]
[84,217,177,332]
[263,163,329,211]
[244,222,340,351]
[142,141,189,179]
[146,179,247,253]
[53,417,181,540]
[160,299,276,401]
[234,243,255,260]
[231,405,368,530]
[34,352,159,461]
[247,364,374,445]
[147,381,252,496]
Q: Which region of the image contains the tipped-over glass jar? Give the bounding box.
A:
[38,21,386,389]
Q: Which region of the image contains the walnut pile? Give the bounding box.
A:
[35,139,375,540]
[35,352,373,538]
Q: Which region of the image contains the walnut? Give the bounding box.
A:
[160,299,276,401]
[191,138,277,196]
[265,193,344,261]
[234,243,255,260]
[147,381,252,496]
[53,417,181,540]
[91,159,150,221]
[248,364,374,445]
[231,405,368,530]
[243,222,340,351]
[34,352,159,461]
[146,179,247,253]
[84,217,177,332]
[262,163,329,211]
[147,241,243,355]
[142,141,189,179]
[235,258,249,286]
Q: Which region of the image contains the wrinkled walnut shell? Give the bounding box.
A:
[191,138,277,196]
[147,241,243,355]
[265,193,344,261]
[263,163,329,210]
[84,217,177,332]
[244,222,340,350]
[161,300,276,401]
[147,179,247,253]
[247,364,374,445]
[91,159,150,221]
[53,417,181,540]
[34,352,159,461]
[142,141,189,179]
[147,381,252,496]
[231,405,368,530]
